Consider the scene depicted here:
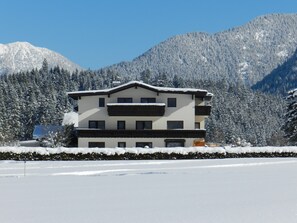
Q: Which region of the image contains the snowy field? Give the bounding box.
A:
[1,158,297,223]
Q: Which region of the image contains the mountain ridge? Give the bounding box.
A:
[102,13,297,86]
[0,41,82,75]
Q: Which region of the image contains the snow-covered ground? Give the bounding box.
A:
[1,158,297,223]
[2,145,297,155]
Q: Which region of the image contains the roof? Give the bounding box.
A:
[68,81,211,100]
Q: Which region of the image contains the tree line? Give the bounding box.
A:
[0,61,288,146]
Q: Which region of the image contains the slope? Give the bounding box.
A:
[103,14,297,86]
[0,42,82,75]
[252,48,297,95]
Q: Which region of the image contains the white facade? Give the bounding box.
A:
[68,81,212,148]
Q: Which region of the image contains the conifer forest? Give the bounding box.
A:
[0,60,287,146]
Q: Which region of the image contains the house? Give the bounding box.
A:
[67,81,212,148]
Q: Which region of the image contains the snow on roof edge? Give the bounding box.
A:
[67,81,210,96]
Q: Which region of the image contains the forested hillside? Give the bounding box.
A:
[103,14,297,86]
[0,62,122,142]
[252,48,297,95]
[0,62,286,146]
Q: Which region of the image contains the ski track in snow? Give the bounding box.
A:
[1,159,296,177]
[51,160,297,176]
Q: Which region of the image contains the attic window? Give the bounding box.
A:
[167,98,176,107]
[99,98,105,107]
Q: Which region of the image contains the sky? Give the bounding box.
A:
[1,0,297,70]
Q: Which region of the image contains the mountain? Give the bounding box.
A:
[252,48,297,95]
[103,14,297,86]
[0,42,82,75]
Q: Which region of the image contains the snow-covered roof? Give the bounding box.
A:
[62,112,78,127]
[68,81,211,100]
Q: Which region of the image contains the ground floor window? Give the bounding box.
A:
[136,142,152,148]
[165,139,185,147]
[88,142,105,148]
[118,142,126,148]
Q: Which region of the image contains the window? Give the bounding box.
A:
[165,139,185,147]
[136,142,152,148]
[89,120,105,129]
[117,121,126,130]
[118,142,126,148]
[195,122,200,129]
[117,97,133,103]
[136,121,152,130]
[99,98,105,107]
[167,121,184,129]
[167,98,176,107]
[141,98,156,103]
[89,142,105,148]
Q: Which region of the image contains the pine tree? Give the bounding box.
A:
[140,69,151,83]
[283,88,297,144]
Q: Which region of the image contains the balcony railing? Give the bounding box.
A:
[78,129,206,138]
[195,106,211,116]
[107,103,165,116]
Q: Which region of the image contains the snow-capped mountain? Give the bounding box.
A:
[0,42,82,75]
[103,14,297,86]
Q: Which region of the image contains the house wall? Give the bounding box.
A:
[76,85,209,148]
[78,137,196,148]
[78,86,195,130]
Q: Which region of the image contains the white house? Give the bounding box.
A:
[67,81,212,148]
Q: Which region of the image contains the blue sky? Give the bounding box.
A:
[1,0,297,69]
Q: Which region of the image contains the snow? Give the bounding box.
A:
[254,30,267,42]
[0,41,81,75]
[62,111,78,127]
[1,158,297,223]
[277,50,288,58]
[238,61,248,74]
[68,81,208,96]
[1,146,297,156]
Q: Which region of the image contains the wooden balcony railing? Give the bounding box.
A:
[107,103,165,116]
[78,129,206,138]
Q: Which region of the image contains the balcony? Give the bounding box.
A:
[78,129,206,138]
[107,103,165,116]
[195,106,211,116]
